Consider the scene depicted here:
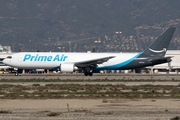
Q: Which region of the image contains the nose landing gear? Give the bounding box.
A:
[14,68,18,76]
[15,72,18,76]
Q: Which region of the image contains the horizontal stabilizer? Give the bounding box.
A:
[149,56,173,64]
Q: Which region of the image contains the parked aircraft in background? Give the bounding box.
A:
[3,27,176,76]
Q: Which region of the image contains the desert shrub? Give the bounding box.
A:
[151,99,156,102]
[46,112,61,116]
[71,88,77,92]
[109,94,115,98]
[32,84,40,87]
[132,93,140,98]
[102,99,108,103]
[0,110,11,113]
[163,90,166,93]
[152,90,155,93]
[171,116,180,120]
[24,94,29,98]
[101,94,105,97]
[89,94,93,97]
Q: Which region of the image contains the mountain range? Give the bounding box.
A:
[0,0,180,52]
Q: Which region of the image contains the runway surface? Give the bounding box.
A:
[0,82,180,86]
[0,73,180,80]
[0,74,180,86]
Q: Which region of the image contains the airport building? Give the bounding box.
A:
[0,45,12,69]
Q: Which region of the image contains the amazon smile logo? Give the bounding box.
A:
[149,48,166,53]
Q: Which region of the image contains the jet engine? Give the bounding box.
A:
[60,64,78,72]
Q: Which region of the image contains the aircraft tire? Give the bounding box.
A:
[84,72,88,76]
[89,72,93,76]
[15,72,18,76]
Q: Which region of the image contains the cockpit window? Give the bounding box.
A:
[6,56,12,59]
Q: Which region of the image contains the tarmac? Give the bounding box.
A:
[0,81,180,86]
[0,73,180,80]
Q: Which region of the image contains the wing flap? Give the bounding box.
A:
[75,56,115,68]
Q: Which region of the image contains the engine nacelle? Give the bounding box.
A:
[60,64,78,72]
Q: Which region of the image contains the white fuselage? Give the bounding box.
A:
[3,52,139,70]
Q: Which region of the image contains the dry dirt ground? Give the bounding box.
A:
[1,74,180,119]
[0,99,180,120]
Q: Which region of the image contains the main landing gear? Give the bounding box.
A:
[84,72,93,76]
[83,67,93,76]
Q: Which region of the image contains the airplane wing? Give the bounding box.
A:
[74,56,115,68]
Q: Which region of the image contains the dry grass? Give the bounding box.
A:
[0,83,180,99]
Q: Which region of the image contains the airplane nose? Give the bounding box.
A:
[3,59,8,65]
[3,59,6,63]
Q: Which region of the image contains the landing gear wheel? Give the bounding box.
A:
[89,72,93,76]
[84,72,88,76]
[15,72,18,76]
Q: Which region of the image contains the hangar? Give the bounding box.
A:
[0,45,12,69]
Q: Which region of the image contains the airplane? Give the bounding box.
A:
[3,27,176,76]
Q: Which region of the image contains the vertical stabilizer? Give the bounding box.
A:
[138,27,176,57]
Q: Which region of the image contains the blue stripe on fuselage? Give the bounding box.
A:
[95,53,142,70]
